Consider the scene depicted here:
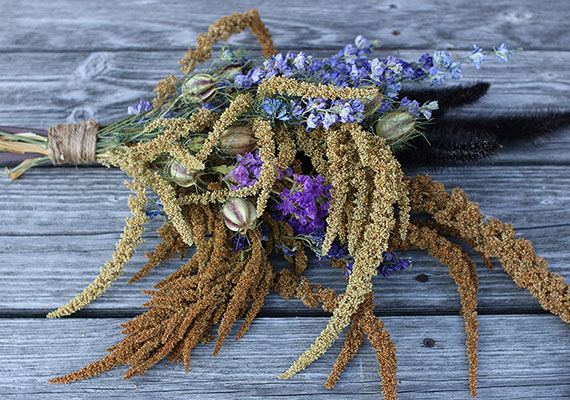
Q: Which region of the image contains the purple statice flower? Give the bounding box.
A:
[227,150,263,190]
[262,98,291,121]
[277,167,293,180]
[128,99,152,115]
[469,45,486,69]
[273,174,332,235]
[494,43,510,61]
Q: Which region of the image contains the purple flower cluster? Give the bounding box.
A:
[261,98,291,121]
[469,45,486,69]
[344,251,412,278]
[399,97,439,120]
[261,96,365,131]
[303,229,411,278]
[305,98,365,130]
[273,174,332,235]
[231,224,269,252]
[233,36,426,100]
[429,51,462,82]
[127,99,152,115]
[226,150,263,190]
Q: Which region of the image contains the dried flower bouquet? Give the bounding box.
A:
[1,9,569,400]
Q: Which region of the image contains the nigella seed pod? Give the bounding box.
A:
[216,64,244,81]
[222,198,257,234]
[167,159,202,187]
[362,93,384,116]
[375,111,416,144]
[182,73,217,103]
[188,136,206,153]
[218,127,257,155]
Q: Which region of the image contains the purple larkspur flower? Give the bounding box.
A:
[128,99,152,115]
[429,67,445,85]
[234,73,252,88]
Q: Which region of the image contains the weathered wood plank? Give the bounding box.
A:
[1,0,569,52]
[2,166,568,234]
[1,166,568,316]
[1,315,570,399]
[1,227,568,317]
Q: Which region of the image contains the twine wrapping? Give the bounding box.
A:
[47,119,98,165]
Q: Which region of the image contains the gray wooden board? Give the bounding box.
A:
[1,0,569,52]
[0,166,569,316]
[1,0,570,398]
[1,316,570,399]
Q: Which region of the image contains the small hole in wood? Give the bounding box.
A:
[423,338,435,348]
[415,273,428,282]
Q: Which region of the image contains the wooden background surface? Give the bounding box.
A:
[1,1,569,398]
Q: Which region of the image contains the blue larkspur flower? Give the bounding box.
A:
[494,43,510,62]
[449,62,463,79]
[419,100,439,119]
[469,45,486,69]
[433,51,452,69]
[429,67,445,85]
[234,73,252,88]
[400,97,420,117]
[262,98,291,121]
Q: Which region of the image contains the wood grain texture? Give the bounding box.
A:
[1,166,569,317]
[1,0,570,398]
[1,316,570,399]
[1,0,570,52]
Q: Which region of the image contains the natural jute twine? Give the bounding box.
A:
[47,120,99,165]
